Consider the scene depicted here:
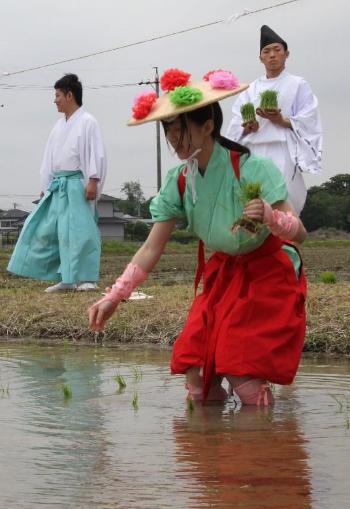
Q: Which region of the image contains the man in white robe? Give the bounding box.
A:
[8,74,107,292]
[226,25,322,214]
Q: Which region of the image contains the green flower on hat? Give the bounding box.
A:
[169,85,203,106]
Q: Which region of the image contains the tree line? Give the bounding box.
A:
[301,174,350,232]
[116,174,350,236]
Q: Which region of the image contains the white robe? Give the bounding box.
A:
[226,70,322,214]
[40,107,107,197]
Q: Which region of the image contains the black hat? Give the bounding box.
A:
[260,25,288,52]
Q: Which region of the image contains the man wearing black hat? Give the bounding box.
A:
[227,25,322,214]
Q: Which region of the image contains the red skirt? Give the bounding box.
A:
[171,235,307,396]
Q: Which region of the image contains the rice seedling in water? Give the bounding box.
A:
[240,102,256,123]
[187,398,195,412]
[261,408,274,422]
[320,271,337,284]
[331,394,350,429]
[113,374,126,391]
[132,391,139,410]
[0,384,10,397]
[131,366,143,383]
[60,383,72,400]
[331,394,345,410]
[260,89,278,110]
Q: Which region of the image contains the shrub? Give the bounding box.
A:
[133,221,150,241]
[320,271,337,284]
[125,221,150,241]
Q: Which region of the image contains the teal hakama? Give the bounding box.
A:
[7,171,100,283]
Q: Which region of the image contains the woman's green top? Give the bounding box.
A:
[150,142,300,269]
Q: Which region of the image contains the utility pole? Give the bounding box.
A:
[154,67,162,192]
[138,66,162,191]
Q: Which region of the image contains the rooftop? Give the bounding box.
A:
[0,208,29,219]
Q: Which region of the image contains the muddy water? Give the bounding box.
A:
[0,343,349,509]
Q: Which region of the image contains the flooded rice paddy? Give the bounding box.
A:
[0,342,349,508]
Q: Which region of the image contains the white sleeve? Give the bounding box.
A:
[288,79,322,174]
[80,119,107,195]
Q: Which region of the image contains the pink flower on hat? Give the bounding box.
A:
[203,69,225,81]
[132,91,157,120]
[160,68,191,91]
[204,70,239,90]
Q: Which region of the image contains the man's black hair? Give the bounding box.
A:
[54,73,83,106]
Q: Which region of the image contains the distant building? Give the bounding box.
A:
[97,193,128,240]
[0,208,29,247]
[0,208,29,231]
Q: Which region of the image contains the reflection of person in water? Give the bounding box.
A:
[173,402,312,508]
[12,349,107,505]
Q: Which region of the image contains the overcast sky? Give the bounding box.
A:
[0,0,348,211]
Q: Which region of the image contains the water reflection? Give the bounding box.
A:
[173,398,312,508]
[0,346,108,508]
[0,345,350,508]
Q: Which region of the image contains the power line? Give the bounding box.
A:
[0,81,141,91]
[0,186,159,197]
[1,0,300,78]
[0,194,38,197]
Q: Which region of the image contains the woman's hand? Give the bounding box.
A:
[88,299,118,331]
[243,198,264,222]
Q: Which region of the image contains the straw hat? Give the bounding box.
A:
[127,68,248,126]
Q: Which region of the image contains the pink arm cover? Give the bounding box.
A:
[262,200,300,240]
[97,262,148,306]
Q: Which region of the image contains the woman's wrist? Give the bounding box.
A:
[105,262,148,305]
[262,200,299,240]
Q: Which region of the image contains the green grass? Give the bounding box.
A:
[260,89,278,110]
[1,241,350,353]
[320,271,337,284]
[101,239,199,255]
[304,239,350,247]
[240,102,256,123]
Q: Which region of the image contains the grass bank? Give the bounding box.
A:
[1,242,349,354]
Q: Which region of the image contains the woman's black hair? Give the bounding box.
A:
[162,101,250,156]
[54,73,83,106]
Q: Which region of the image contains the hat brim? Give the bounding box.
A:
[127,81,249,126]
